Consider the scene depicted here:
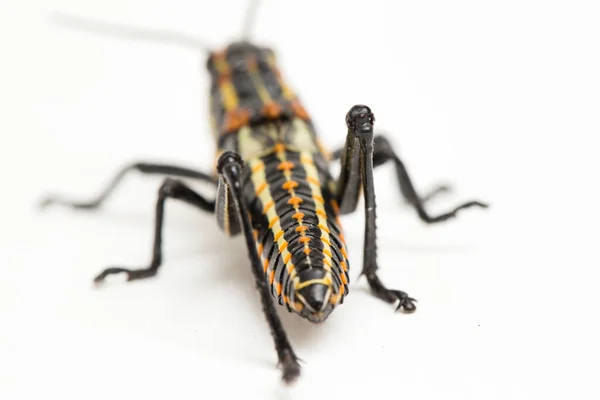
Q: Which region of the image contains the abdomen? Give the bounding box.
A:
[243,147,350,312]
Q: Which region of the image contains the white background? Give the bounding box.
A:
[1,0,599,399]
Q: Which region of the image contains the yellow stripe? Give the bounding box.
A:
[296,278,330,290]
[249,159,297,286]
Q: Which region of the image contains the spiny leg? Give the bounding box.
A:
[336,105,416,313]
[217,151,300,384]
[332,136,487,221]
[40,162,216,210]
[331,142,451,206]
[93,178,215,283]
[371,135,488,222]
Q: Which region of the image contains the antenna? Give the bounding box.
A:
[50,12,214,53]
[240,0,261,41]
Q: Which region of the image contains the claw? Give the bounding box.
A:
[278,349,301,384]
[391,290,417,313]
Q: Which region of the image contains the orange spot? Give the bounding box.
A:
[282,181,299,190]
[341,248,349,259]
[276,283,282,296]
[296,226,308,233]
[291,100,309,120]
[246,56,258,71]
[269,270,275,284]
[257,244,263,254]
[283,253,292,264]
[262,102,282,119]
[277,161,295,171]
[263,259,269,273]
[306,176,320,186]
[299,237,311,244]
[294,302,304,311]
[217,71,232,85]
[323,258,332,267]
[313,195,325,203]
[339,284,345,295]
[274,230,284,241]
[323,248,332,257]
[255,182,267,195]
[340,261,348,271]
[287,197,303,207]
[223,108,250,132]
[251,162,264,173]
[318,223,330,233]
[321,237,331,246]
[316,210,327,218]
[339,233,346,243]
[283,295,290,304]
[331,200,340,213]
[341,273,348,285]
[274,143,286,153]
[292,212,305,220]
[303,248,311,255]
[279,241,289,251]
[268,216,280,229]
[262,200,274,213]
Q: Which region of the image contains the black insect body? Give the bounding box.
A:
[42,3,489,383]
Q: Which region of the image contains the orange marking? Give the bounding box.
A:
[296,226,309,233]
[291,100,309,120]
[292,212,305,220]
[255,182,267,195]
[262,200,274,213]
[303,248,311,255]
[274,230,284,241]
[283,295,290,304]
[287,196,303,207]
[294,302,304,311]
[268,216,280,229]
[257,244,264,254]
[262,102,282,119]
[339,284,345,295]
[263,259,269,273]
[313,195,325,203]
[283,253,292,264]
[321,237,332,246]
[341,248,349,259]
[340,261,348,271]
[276,283,282,296]
[339,233,346,243]
[274,143,286,153]
[323,248,332,257]
[269,270,275,284]
[251,162,264,173]
[316,210,327,218]
[217,71,231,85]
[318,224,330,233]
[277,161,295,171]
[323,258,332,267]
[306,176,320,186]
[223,109,250,132]
[282,181,299,190]
[341,273,348,285]
[299,237,311,244]
[280,242,289,252]
[331,200,340,214]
